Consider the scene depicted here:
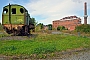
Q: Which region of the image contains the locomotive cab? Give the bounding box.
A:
[2,4,35,35]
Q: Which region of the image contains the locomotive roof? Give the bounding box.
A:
[3,4,28,11]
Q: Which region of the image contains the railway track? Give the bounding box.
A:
[0,32,37,40]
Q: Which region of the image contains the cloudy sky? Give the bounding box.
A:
[0,0,90,25]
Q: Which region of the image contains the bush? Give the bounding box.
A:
[75,24,90,33]
[57,26,66,31]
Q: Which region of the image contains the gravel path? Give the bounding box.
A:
[52,49,90,60]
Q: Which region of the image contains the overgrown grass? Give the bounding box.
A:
[0,33,90,58]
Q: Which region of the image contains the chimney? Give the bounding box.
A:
[84,2,88,24]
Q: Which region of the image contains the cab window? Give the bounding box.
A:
[12,8,16,14]
[20,8,24,13]
[3,8,8,14]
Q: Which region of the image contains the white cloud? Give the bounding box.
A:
[8,0,90,25]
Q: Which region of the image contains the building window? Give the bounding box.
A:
[12,8,16,14]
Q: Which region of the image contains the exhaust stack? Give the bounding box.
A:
[84,2,88,24]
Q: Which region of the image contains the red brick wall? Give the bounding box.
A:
[52,16,81,31]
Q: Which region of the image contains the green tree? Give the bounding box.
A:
[30,17,37,26]
[35,23,44,31]
[48,24,52,30]
[37,23,44,29]
[31,17,35,23]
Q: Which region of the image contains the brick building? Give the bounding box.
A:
[52,16,81,31]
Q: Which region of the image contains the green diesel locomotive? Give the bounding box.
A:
[2,4,35,35]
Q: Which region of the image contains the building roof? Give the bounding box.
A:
[53,16,81,22]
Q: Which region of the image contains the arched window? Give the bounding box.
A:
[20,8,24,13]
[3,8,8,14]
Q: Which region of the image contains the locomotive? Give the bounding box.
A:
[2,4,35,35]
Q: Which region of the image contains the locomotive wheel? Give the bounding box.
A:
[25,26,29,35]
[4,27,12,34]
[14,30,17,36]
